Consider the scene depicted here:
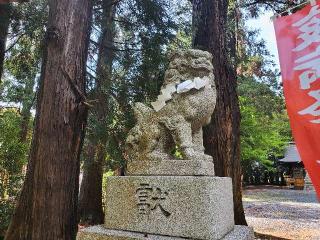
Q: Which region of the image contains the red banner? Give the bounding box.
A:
[274,1,320,198]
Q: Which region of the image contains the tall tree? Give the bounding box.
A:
[192,0,247,225]
[5,0,92,239]
[78,0,116,225]
[0,4,11,83]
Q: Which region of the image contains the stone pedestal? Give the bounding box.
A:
[104,176,233,239]
[77,175,253,240]
[77,225,254,240]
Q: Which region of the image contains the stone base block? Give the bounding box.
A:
[104,176,234,240]
[77,225,254,240]
[126,160,215,176]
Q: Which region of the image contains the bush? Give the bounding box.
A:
[0,199,15,237]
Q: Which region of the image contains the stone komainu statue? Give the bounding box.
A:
[78,49,253,240]
[126,49,216,163]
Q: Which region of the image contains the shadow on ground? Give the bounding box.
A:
[255,232,290,240]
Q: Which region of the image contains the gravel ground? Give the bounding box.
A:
[243,186,320,240]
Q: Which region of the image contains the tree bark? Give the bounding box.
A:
[78,143,105,225]
[5,0,92,239]
[0,4,11,83]
[192,0,247,225]
[78,0,115,225]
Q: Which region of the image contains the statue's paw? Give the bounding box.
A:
[182,148,198,160]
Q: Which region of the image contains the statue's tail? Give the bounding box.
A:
[133,102,154,123]
[126,103,154,159]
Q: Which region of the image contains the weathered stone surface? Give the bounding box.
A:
[77,226,182,240]
[104,176,234,240]
[125,50,217,174]
[77,225,254,240]
[222,225,254,240]
[126,159,215,176]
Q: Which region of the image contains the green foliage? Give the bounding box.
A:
[241,0,303,19]
[113,0,179,103]
[2,36,39,106]
[168,30,192,51]
[0,110,28,177]
[0,109,29,234]
[1,0,45,104]
[0,198,15,237]
[83,0,192,171]
[240,96,290,170]
[231,3,292,178]
[238,79,291,178]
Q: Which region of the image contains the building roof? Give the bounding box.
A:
[279,144,302,163]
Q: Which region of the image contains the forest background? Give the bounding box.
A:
[0,0,298,238]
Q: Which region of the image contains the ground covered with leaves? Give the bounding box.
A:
[243,186,320,240]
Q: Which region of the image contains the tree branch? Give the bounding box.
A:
[5,34,25,53]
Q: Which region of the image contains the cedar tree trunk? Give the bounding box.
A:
[78,143,104,225]
[5,0,92,239]
[0,4,10,83]
[192,0,247,225]
[78,0,115,225]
